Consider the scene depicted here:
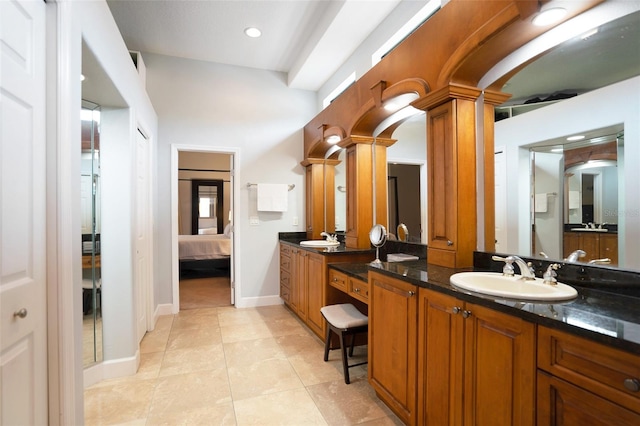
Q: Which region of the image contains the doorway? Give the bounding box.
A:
[171,145,239,312]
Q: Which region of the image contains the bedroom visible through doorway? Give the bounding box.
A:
[177,151,234,309]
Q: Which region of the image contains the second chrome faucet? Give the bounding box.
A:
[492,255,536,280]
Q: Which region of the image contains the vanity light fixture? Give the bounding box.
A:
[532,7,567,27]
[551,148,563,153]
[567,135,585,141]
[244,27,261,38]
[383,92,420,112]
[326,135,341,144]
[81,74,86,82]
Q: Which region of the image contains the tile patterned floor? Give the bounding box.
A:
[84,304,403,425]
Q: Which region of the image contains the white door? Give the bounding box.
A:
[0,0,48,424]
[229,155,235,305]
[495,148,507,252]
[135,129,150,343]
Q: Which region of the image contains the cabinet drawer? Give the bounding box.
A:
[280,270,291,290]
[280,284,290,303]
[280,255,292,272]
[280,244,291,256]
[349,278,369,303]
[538,326,640,414]
[328,269,348,291]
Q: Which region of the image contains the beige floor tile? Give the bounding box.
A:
[220,321,273,343]
[166,326,223,350]
[233,388,328,426]
[146,370,234,425]
[154,315,174,332]
[265,314,311,337]
[84,378,156,425]
[140,328,171,354]
[307,379,396,425]
[171,307,220,330]
[255,304,295,320]
[218,308,266,327]
[159,344,226,377]
[275,332,324,358]
[287,351,349,386]
[224,337,302,400]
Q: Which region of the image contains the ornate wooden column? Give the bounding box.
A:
[339,136,395,248]
[414,83,482,268]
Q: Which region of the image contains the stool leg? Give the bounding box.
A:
[339,331,350,384]
[323,325,332,362]
[349,334,356,357]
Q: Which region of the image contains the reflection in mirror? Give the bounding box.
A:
[397,223,409,242]
[334,149,346,232]
[81,100,102,367]
[387,113,426,243]
[530,125,622,266]
[494,9,639,271]
[191,180,223,235]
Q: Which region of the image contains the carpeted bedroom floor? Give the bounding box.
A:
[179,275,232,309]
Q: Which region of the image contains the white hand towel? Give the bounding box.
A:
[534,193,548,213]
[257,183,288,212]
[569,190,580,209]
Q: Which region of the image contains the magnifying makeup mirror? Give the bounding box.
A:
[397,223,408,242]
[370,224,387,264]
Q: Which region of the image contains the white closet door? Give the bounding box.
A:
[135,129,151,343]
[0,0,48,424]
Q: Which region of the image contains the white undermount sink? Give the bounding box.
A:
[300,240,340,247]
[450,272,577,301]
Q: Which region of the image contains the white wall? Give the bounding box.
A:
[495,76,640,270]
[144,53,316,306]
[532,152,563,259]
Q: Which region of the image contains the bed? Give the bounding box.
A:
[179,233,231,277]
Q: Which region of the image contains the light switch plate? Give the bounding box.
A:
[293,216,298,226]
[250,216,259,225]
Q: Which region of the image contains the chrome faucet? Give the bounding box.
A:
[320,232,338,243]
[492,255,536,280]
[588,258,611,264]
[565,249,586,262]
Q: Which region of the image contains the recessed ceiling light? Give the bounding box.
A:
[567,135,585,141]
[244,27,261,38]
[532,7,567,27]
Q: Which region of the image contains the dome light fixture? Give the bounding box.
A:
[244,27,262,38]
[326,135,341,145]
[532,7,567,27]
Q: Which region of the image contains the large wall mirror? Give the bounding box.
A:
[387,113,426,243]
[494,9,639,270]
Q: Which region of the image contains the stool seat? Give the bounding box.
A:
[320,304,368,329]
[321,303,368,384]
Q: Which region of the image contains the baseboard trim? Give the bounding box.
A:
[235,295,284,309]
[83,350,140,388]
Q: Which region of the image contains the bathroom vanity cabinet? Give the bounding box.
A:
[368,270,418,425]
[563,231,618,264]
[537,326,640,424]
[279,242,373,339]
[417,288,535,426]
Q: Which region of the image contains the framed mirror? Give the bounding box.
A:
[369,224,387,264]
[191,179,223,235]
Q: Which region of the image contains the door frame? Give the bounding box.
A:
[170,144,240,312]
[386,157,428,244]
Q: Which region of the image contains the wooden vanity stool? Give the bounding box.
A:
[320,303,368,384]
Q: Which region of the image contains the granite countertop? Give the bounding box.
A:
[279,233,374,256]
[331,260,640,355]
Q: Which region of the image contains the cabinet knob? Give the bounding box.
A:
[333,277,338,282]
[13,308,28,319]
[452,306,461,314]
[408,290,415,297]
[462,310,472,318]
[447,240,453,246]
[354,288,360,293]
[623,378,640,392]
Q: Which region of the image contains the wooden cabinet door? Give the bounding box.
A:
[427,102,457,253]
[293,249,307,320]
[580,233,600,262]
[599,233,618,264]
[368,271,418,425]
[463,302,536,426]
[418,288,464,426]
[537,371,640,426]
[563,232,580,259]
[305,252,325,338]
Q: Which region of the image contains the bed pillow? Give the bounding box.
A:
[224,223,232,237]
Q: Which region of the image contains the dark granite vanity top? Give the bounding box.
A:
[279,233,374,256]
[332,258,640,355]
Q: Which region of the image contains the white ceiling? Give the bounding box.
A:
[106,0,402,91]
